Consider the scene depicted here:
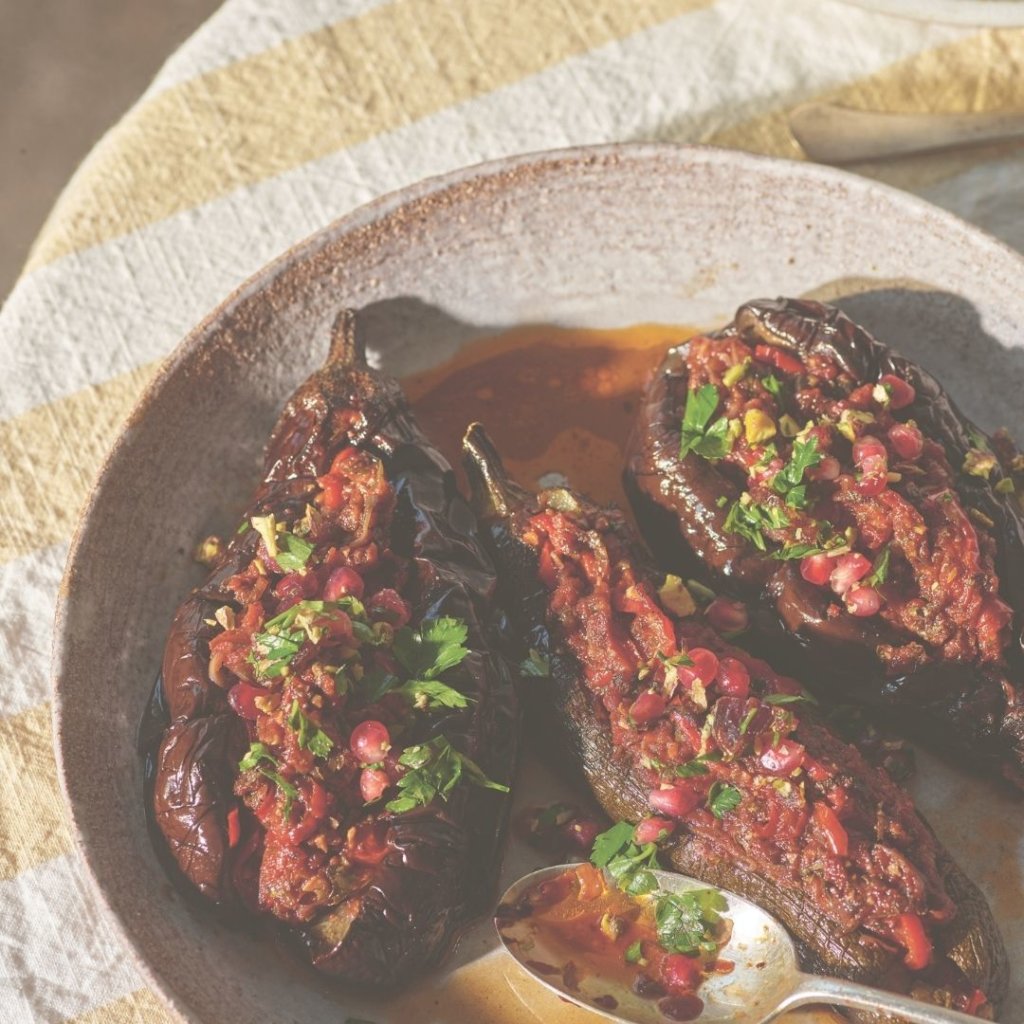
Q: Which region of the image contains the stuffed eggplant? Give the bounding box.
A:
[625,297,1024,789]
[148,311,517,986]
[463,424,1006,1017]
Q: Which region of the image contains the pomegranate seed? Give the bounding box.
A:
[323,566,365,601]
[716,657,750,699]
[879,374,916,410]
[634,816,677,845]
[662,952,703,992]
[360,768,389,803]
[228,682,264,721]
[705,597,748,634]
[760,739,806,775]
[273,571,319,610]
[687,648,719,685]
[648,785,702,819]
[852,437,887,466]
[808,455,840,482]
[888,423,923,461]
[845,586,882,617]
[830,553,871,596]
[856,471,888,497]
[629,690,668,725]
[350,720,391,763]
[800,553,833,586]
[563,817,602,851]
[367,588,411,627]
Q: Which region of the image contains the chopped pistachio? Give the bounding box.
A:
[744,408,777,444]
[722,359,750,388]
[544,488,581,513]
[727,418,743,443]
[214,605,237,631]
[886,472,902,483]
[250,514,279,559]
[995,477,1016,495]
[837,409,875,442]
[778,414,801,438]
[872,383,891,407]
[600,912,626,941]
[969,508,996,529]
[963,448,998,479]
[658,574,697,617]
[194,535,223,567]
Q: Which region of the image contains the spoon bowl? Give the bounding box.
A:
[495,864,988,1024]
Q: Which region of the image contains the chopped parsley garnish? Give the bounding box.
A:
[655,888,728,956]
[707,781,742,819]
[250,513,314,571]
[393,617,471,680]
[520,648,551,677]
[287,700,334,758]
[864,545,890,588]
[624,940,644,964]
[395,679,470,710]
[249,625,305,679]
[771,437,821,510]
[723,496,789,551]
[679,385,732,461]
[762,374,784,400]
[675,751,722,778]
[238,742,298,821]
[764,692,817,706]
[590,821,660,896]
[738,706,759,735]
[385,736,507,814]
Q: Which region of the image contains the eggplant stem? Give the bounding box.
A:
[462,423,520,518]
[328,308,367,368]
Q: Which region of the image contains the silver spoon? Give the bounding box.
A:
[496,864,987,1024]
[788,101,1024,164]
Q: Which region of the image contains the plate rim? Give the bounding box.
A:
[50,140,1024,1024]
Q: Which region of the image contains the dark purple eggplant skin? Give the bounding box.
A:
[146,311,517,987]
[624,297,1024,790]
[462,423,1008,1020]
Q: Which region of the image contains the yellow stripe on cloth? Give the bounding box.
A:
[0,364,157,566]
[707,28,1024,192]
[28,0,708,271]
[66,989,177,1024]
[0,703,73,879]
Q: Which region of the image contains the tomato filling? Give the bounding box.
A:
[681,333,1012,676]
[204,428,505,924]
[520,495,988,1010]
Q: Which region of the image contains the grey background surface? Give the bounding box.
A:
[0,0,220,301]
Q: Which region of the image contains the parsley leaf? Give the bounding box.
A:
[385,737,507,814]
[762,374,784,400]
[675,751,722,778]
[679,385,732,461]
[395,678,470,710]
[590,822,636,868]
[276,531,315,571]
[625,940,644,964]
[520,648,551,677]
[723,496,789,551]
[865,545,890,588]
[655,889,728,956]
[287,700,334,758]
[393,618,470,680]
[771,437,821,510]
[707,782,742,819]
[238,743,298,821]
[249,626,304,679]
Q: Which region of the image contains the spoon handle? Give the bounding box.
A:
[778,973,989,1024]
[788,102,1024,163]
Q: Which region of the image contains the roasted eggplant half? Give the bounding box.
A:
[463,423,1006,1017]
[624,297,1024,789]
[148,312,517,987]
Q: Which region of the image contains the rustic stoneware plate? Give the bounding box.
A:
[53,144,1024,1024]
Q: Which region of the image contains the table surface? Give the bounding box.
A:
[2,1,1024,1020]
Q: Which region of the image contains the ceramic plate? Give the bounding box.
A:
[53,144,1024,1024]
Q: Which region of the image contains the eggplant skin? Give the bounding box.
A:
[148,312,517,987]
[624,296,1024,789]
[462,424,1007,1020]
